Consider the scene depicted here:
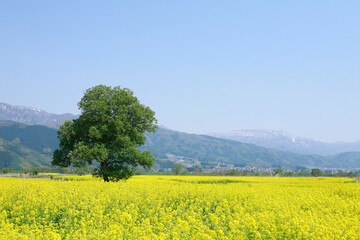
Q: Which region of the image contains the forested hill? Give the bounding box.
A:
[1,121,360,170]
[142,128,359,169]
[0,121,57,169]
[0,121,59,153]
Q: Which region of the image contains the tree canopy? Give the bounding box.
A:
[172,163,183,175]
[311,168,322,177]
[52,85,158,181]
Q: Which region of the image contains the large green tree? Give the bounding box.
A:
[172,163,183,175]
[311,168,322,177]
[52,85,158,182]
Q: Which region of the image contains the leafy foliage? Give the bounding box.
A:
[0,168,11,174]
[311,168,322,177]
[172,163,183,175]
[52,85,158,181]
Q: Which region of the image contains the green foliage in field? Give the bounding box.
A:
[311,168,322,177]
[52,85,158,182]
[172,163,183,175]
[0,168,11,174]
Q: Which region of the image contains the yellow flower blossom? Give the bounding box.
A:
[0,176,359,239]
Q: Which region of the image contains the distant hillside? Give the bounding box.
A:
[329,152,360,169]
[0,121,58,169]
[208,129,360,156]
[0,121,59,154]
[2,102,360,157]
[1,120,360,170]
[0,102,78,128]
[143,128,360,169]
[0,137,52,169]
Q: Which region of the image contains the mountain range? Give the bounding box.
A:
[0,102,78,128]
[208,130,360,156]
[0,121,57,169]
[1,102,360,170]
[143,128,360,169]
[1,120,360,170]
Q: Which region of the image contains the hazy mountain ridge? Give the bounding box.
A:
[0,120,58,169]
[1,120,360,170]
[0,136,52,169]
[0,103,360,170]
[0,121,59,155]
[2,102,359,156]
[0,102,78,128]
[208,130,360,156]
[143,128,360,169]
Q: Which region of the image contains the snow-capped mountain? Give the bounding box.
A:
[207,129,360,156]
[1,102,360,157]
[0,102,78,128]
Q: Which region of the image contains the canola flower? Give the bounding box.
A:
[0,176,359,239]
[38,173,61,176]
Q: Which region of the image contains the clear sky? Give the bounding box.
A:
[1,1,359,142]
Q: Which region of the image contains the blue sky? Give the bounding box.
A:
[1,1,359,142]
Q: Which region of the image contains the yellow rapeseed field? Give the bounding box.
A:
[0,176,359,239]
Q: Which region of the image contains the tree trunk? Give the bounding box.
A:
[101,162,109,182]
[103,175,109,182]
